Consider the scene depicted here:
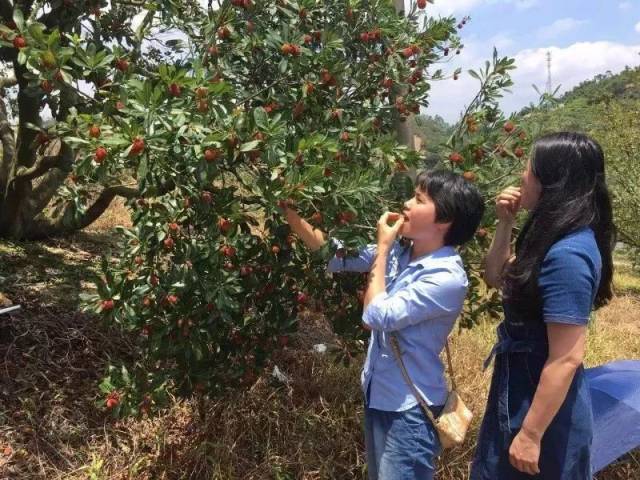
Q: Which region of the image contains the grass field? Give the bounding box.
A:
[0,203,638,479]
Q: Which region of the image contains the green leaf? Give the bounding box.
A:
[254,107,268,130]
[278,58,288,73]
[240,140,260,152]
[13,8,24,32]
[137,156,148,179]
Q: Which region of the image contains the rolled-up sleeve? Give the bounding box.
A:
[327,238,377,273]
[362,268,467,331]
[540,246,599,326]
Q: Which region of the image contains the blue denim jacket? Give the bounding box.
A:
[328,239,467,411]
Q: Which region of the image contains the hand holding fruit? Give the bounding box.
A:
[377,212,404,251]
[495,186,521,223]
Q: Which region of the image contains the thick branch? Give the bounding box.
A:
[0,95,15,189]
[22,140,74,220]
[25,183,138,238]
[14,143,63,182]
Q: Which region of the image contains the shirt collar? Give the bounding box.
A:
[402,241,458,269]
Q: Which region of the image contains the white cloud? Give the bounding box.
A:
[427,41,640,123]
[427,0,537,16]
[620,2,633,10]
[635,21,640,33]
[536,18,588,40]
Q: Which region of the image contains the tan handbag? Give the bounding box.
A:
[390,334,473,449]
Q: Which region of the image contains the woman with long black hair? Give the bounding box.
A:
[471,132,616,479]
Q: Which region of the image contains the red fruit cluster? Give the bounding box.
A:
[514,147,525,158]
[359,29,381,43]
[417,0,427,8]
[401,44,420,58]
[231,0,252,7]
[280,43,301,56]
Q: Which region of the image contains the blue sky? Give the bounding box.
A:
[420,0,640,122]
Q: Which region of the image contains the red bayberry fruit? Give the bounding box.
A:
[94,146,107,163]
[217,26,231,40]
[13,36,26,49]
[218,217,232,233]
[201,191,213,204]
[204,148,219,163]
[168,83,181,97]
[106,391,120,409]
[40,80,53,93]
[89,125,101,138]
[504,121,515,133]
[129,137,145,156]
[448,152,463,164]
[115,58,129,72]
[163,237,175,250]
[463,171,477,182]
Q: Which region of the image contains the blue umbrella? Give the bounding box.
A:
[586,360,640,473]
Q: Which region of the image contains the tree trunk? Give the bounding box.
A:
[393,0,418,180]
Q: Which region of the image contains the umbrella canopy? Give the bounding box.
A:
[586,360,640,473]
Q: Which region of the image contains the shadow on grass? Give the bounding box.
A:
[0,230,122,313]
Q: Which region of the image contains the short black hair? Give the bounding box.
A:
[415,169,485,246]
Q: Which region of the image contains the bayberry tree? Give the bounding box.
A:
[0,0,520,414]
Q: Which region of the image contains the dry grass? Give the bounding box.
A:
[1,214,639,479]
[85,196,132,233]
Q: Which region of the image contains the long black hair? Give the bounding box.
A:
[504,132,616,309]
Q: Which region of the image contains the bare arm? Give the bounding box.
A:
[522,324,586,439]
[483,187,521,288]
[483,219,515,288]
[509,324,586,475]
[282,207,327,251]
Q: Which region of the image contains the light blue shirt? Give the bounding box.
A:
[328,239,468,411]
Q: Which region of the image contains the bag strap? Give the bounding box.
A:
[389,334,458,415]
[389,334,438,425]
[444,339,457,391]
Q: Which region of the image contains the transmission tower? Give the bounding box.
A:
[545,51,553,95]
